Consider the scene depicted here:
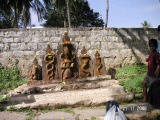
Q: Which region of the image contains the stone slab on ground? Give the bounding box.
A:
[13,79,116,94]
[7,84,134,109]
[0,111,27,120]
[32,102,160,120]
[1,102,160,120]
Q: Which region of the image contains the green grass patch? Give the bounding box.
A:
[0,64,27,95]
[55,108,75,115]
[116,64,147,80]
[0,64,27,105]
[116,64,147,93]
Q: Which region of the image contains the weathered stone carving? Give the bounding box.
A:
[79,46,91,78]
[42,43,56,81]
[28,56,42,81]
[27,31,107,84]
[60,31,77,80]
[93,49,106,76]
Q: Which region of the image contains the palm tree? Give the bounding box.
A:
[1,0,23,28]
[1,0,50,28]
[141,20,152,29]
[20,0,48,28]
[105,0,109,28]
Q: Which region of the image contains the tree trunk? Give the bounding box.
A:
[105,0,109,28]
[29,18,31,28]
[63,8,66,28]
[13,2,18,28]
[66,0,71,28]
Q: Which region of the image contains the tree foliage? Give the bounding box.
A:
[52,0,86,28]
[141,20,152,29]
[0,10,13,29]
[0,0,50,28]
[43,1,104,27]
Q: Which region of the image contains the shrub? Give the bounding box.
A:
[116,64,147,80]
[0,64,27,95]
[116,64,147,93]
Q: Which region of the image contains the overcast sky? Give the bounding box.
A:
[31,0,160,28]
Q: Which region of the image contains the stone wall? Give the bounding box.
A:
[0,28,159,76]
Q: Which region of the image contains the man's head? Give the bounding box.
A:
[149,39,158,51]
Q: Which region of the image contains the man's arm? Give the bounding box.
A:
[155,65,160,80]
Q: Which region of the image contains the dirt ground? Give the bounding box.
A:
[1,102,160,120]
[0,107,105,120]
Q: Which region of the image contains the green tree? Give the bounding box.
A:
[0,10,13,29]
[0,0,51,28]
[53,0,86,28]
[52,0,67,27]
[1,0,23,28]
[43,9,65,27]
[43,1,104,27]
[21,0,46,28]
[141,20,152,29]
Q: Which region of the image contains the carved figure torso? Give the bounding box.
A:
[61,62,72,79]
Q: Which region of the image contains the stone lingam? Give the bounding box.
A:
[27,31,108,85]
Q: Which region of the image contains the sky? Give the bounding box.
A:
[31,0,160,28]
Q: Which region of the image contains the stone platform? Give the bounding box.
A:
[1,76,160,120]
[6,76,134,110]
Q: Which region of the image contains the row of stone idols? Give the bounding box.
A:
[28,32,106,82]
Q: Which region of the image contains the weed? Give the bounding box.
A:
[116,64,147,93]
[0,94,10,103]
[91,116,97,120]
[116,64,147,80]
[0,64,27,95]
[55,108,75,115]
[7,107,36,120]
[37,106,53,113]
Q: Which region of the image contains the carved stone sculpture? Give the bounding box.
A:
[94,50,103,75]
[79,46,91,78]
[59,31,77,80]
[27,31,107,84]
[93,49,107,76]
[42,43,56,81]
[28,56,42,81]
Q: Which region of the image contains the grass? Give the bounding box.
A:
[7,107,36,120]
[115,63,147,93]
[0,64,27,104]
[55,108,75,115]
[0,64,27,95]
[115,63,147,80]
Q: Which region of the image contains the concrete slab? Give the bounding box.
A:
[0,111,27,120]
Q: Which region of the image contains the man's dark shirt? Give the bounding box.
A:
[147,51,160,78]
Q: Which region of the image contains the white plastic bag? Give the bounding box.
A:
[104,105,127,120]
[115,107,127,120]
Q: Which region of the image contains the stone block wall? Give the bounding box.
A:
[0,28,159,76]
